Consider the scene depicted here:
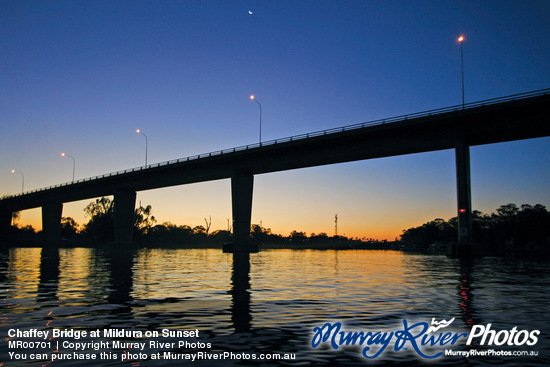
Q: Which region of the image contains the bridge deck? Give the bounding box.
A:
[1,89,549,212]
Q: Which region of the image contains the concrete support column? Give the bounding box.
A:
[114,189,136,243]
[42,202,63,246]
[455,138,473,243]
[0,207,12,240]
[224,172,257,253]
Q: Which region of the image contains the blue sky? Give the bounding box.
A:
[1,1,549,239]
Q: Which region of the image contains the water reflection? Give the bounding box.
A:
[456,256,479,330]
[229,252,252,333]
[0,247,9,282]
[104,249,135,315]
[38,247,60,303]
[0,248,548,366]
[6,248,41,300]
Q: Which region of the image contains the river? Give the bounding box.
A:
[0,247,548,366]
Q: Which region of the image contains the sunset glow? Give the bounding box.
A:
[1,2,548,241]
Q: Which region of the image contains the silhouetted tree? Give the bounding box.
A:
[204,216,212,235]
[134,204,156,237]
[82,197,156,242]
[82,197,114,242]
[193,225,207,236]
[251,224,272,242]
[310,232,329,242]
[11,211,20,225]
[400,203,550,249]
[60,217,79,239]
[210,229,231,242]
[18,224,36,234]
[290,230,307,242]
[84,197,114,218]
[400,218,455,247]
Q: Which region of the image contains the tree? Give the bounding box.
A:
[310,232,329,242]
[82,197,158,242]
[11,211,20,224]
[496,203,519,218]
[134,204,156,236]
[60,217,79,239]
[290,230,307,242]
[204,216,212,235]
[210,229,231,242]
[400,218,454,247]
[400,203,550,249]
[251,224,272,242]
[193,225,207,238]
[84,197,114,218]
[82,197,114,242]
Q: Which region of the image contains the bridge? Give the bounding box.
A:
[1,89,549,250]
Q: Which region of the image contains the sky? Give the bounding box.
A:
[1,0,549,240]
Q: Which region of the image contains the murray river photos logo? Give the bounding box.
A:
[311,318,540,360]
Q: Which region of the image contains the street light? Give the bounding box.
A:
[61,152,76,183]
[458,35,465,108]
[11,169,24,194]
[250,95,262,145]
[136,129,148,166]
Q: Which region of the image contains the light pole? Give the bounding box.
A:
[11,169,24,194]
[136,129,148,166]
[458,35,465,108]
[61,152,76,183]
[250,95,262,145]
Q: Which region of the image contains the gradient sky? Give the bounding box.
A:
[1,1,549,240]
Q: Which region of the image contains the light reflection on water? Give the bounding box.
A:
[0,247,548,366]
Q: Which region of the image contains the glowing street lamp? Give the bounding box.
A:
[458,35,465,108]
[61,152,76,183]
[11,169,24,194]
[136,129,148,166]
[250,95,262,145]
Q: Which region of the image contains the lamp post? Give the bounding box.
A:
[61,152,76,183]
[458,35,465,108]
[136,129,148,166]
[250,95,262,145]
[11,169,24,194]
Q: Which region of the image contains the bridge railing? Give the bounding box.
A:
[3,88,549,199]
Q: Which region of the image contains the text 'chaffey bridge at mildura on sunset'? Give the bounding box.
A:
[1,88,549,251]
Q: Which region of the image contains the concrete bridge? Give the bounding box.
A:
[1,89,549,250]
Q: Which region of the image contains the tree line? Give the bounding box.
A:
[400,203,550,249]
[7,198,549,250]
[7,197,362,247]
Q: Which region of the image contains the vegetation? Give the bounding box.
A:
[5,199,549,252]
[400,203,550,250]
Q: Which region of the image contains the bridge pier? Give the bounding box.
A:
[114,189,136,243]
[455,138,473,243]
[42,202,63,246]
[223,172,258,253]
[0,207,12,238]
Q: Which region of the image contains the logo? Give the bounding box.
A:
[311,318,539,360]
[427,317,455,333]
[466,324,539,346]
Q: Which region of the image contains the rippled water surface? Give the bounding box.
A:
[1,247,549,366]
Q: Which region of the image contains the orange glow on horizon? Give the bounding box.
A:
[14,213,410,242]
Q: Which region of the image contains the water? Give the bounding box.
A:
[1,247,549,366]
